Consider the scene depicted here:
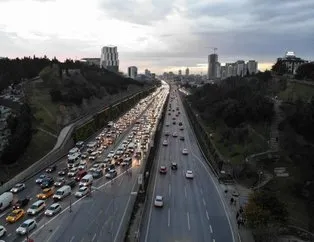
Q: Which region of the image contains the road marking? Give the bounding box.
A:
[200,188,203,194]
[206,210,209,220]
[92,233,97,242]
[7,233,11,237]
[144,155,162,242]
[0,212,6,218]
[210,225,213,233]
[168,183,171,196]
[47,224,61,242]
[187,212,191,231]
[202,198,206,206]
[70,236,75,242]
[184,186,187,198]
[213,239,216,242]
[114,174,138,242]
[168,208,171,227]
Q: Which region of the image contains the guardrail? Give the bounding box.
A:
[0,86,156,194]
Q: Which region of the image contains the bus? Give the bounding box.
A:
[67,153,81,168]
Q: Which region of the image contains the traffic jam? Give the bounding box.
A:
[0,84,168,241]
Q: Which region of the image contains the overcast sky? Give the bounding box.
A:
[0,0,313,74]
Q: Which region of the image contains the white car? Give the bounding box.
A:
[185,170,194,179]
[79,160,87,165]
[16,219,37,235]
[165,123,170,126]
[0,225,6,237]
[89,156,96,161]
[10,183,26,193]
[172,132,178,137]
[45,203,61,216]
[27,200,46,215]
[91,151,98,157]
[107,151,115,158]
[75,186,89,198]
[162,140,168,146]
[78,164,87,170]
[68,168,78,177]
[182,148,188,155]
[154,195,164,207]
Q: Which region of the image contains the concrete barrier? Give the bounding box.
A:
[0,86,156,194]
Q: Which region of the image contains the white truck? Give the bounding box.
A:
[0,192,14,211]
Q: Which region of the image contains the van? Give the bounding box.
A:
[0,192,13,211]
[53,185,71,201]
[79,174,93,187]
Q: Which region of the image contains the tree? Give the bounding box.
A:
[295,63,314,81]
[271,60,288,75]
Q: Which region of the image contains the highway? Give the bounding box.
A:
[140,86,235,242]
[0,83,169,242]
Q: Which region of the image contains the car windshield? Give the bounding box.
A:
[79,187,87,192]
[21,222,29,228]
[30,205,38,209]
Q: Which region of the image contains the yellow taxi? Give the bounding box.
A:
[37,187,54,199]
[6,209,25,223]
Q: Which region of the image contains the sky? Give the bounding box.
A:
[0,0,313,74]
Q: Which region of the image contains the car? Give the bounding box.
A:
[103,158,111,163]
[159,166,167,174]
[173,121,176,125]
[46,165,57,173]
[78,164,87,170]
[154,195,164,207]
[172,132,178,137]
[68,168,79,177]
[6,209,25,223]
[35,174,47,184]
[10,183,26,193]
[45,203,61,216]
[40,177,54,189]
[92,170,103,179]
[0,225,6,238]
[37,188,54,200]
[162,140,168,146]
[182,148,188,155]
[27,200,46,215]
[107,151,115,158]
[180,126,184,130]
[185,170,194,179]
[12,198,30,210]
[105,169,117,179]
[16,219,37,235]
[180,136,185,141]
[164,131,169,136]
[179,122,183,126]
[67,179,77,188]
[54,178,66,187]
[166,122,170,126]
[89,155,96,161]
[75,186,89,198]
[58,167,69,176]
[171,162,178,170]
[81,153,88,159]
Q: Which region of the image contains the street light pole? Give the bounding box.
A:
[69,197,72,213]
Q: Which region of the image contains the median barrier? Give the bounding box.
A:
[0,86,156,194]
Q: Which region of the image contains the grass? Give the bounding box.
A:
[278,82,314,102]
[207,120,269,164]
[0,130,56,182]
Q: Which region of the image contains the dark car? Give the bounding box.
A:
[172,121,176,125]
[171,163,178,170]
[40,177,54,189]
[58,168,69,176]
[92,170,103,179]
[46,165,57,173]
[180,136,185,141]
[67,179,76,188]
[179,122,183,126]
[12,198,30,210]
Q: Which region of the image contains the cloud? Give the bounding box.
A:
[0,0,313,74]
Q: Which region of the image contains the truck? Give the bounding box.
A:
[0,192,14,211]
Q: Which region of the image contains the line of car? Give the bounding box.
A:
[0,87,167,240]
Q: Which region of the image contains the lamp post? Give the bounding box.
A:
[69,197,72,213]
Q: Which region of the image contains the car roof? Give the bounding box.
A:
[156,195,163,199]
[24,219,35,224]
[187,170,193,173]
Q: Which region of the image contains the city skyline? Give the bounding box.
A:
[0,0,313,74]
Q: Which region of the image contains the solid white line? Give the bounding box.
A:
[114,173,138,242]
[7,233,11,237]
[46,224,61,242]
[168,208,171,227]
[168,183,171,196]
[213,239,216,242]
[144,156,162,242]
[202,198,206,206]
[187,212,191,231]
[210,225,213,233]
[92,233,97,242]
[206,210,209,220]
[70,236,75,242]
[184,186,187,198]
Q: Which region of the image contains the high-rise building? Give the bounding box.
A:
[277,51,307,74]
[236,60,245,76]
[247,60,258,75]
[208,54,218,79]
[185,68,189,76]
[220,66,227,79]
[216,62,221,79]
[178,70,182,76]
[100,46,119,72]
[128,66,138,79]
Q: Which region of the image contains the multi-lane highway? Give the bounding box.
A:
[141,86,235,242]
[0,83,169,242]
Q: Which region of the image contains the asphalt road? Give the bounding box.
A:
[0,85,168,242]
[141,87,235,242]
